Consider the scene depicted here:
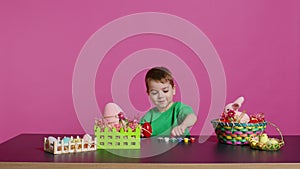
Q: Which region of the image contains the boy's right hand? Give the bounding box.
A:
[171,124,187,137]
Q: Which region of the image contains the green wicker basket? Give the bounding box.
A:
[249,122,284,151]
[94,125,141,149]
[211,119,267,145]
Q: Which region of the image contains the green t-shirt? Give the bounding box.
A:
[140,102,194,136]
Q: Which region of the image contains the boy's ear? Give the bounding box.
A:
[173,85,176,95]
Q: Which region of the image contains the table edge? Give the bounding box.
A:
[1,162,300,169]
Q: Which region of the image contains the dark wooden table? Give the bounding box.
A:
[0,134,299,169]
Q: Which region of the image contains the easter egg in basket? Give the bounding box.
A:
[102,103,123,125]
[249,123,285,151]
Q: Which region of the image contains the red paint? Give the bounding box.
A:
[190,137,196,143]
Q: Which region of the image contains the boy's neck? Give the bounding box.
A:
[157,101,174,112]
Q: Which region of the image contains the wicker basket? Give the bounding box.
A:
[211,119,267,145]
[249,122,284,151]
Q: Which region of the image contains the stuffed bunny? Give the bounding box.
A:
[224,96,250,123]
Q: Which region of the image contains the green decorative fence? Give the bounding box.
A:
[94,125,141,149]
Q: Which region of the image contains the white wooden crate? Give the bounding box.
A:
[44,135,97,155]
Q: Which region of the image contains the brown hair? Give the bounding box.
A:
[145,67,174,94]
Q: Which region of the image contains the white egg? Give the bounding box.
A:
[48,136,57,144]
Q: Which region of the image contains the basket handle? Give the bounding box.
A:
[267,122,284,142]
[236,110,246,123]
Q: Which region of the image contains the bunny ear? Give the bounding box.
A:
[233,96,244,106]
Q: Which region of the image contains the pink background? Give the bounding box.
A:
[1,0,299,144]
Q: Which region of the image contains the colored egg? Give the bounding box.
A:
[102,103,123,124]
[48,136,57,144]
[142,122,152,138]
[62,137,70,145]
[83,134,92,143]
[73,138,81,143]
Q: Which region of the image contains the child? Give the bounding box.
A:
[140,67,197,137]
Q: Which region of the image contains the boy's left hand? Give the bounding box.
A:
[171,124,187,137]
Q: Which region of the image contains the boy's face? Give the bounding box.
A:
[147,79,175,112]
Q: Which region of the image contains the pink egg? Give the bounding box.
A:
[83,134,92,143]
[102,103,123,124]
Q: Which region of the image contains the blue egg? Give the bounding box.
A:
[62,137,71,145]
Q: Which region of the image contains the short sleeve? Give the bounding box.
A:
[177,103,194,124]
[140,110,152,124]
